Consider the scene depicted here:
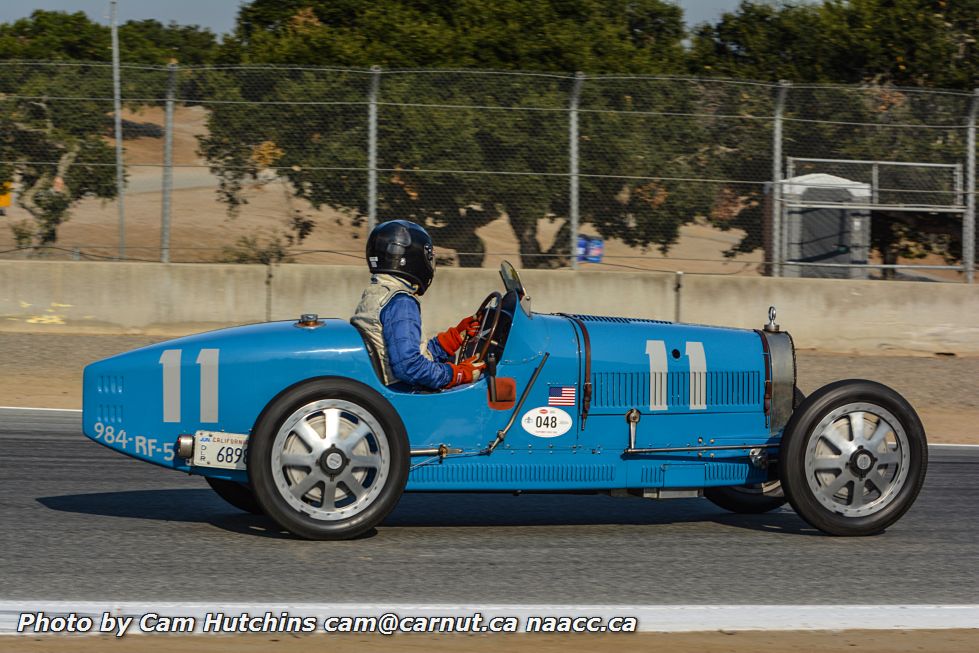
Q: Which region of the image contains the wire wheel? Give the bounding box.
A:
[805,402,909,518]
[272,399,390,522]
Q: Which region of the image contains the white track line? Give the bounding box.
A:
[1,603,977,634]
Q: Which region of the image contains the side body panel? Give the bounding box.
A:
[569,316,772,490]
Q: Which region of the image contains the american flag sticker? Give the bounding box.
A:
[548,386,576,406]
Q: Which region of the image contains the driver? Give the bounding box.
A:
[351,220,485,390]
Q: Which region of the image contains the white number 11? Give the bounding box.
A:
[159,348,220,423]
[645,340,707,411]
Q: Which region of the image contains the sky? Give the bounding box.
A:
[0,1,754,35]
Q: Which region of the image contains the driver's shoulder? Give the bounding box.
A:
[379,291,421,323]
[385,291,420,310]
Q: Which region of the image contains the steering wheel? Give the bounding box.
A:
[455,291,503,364]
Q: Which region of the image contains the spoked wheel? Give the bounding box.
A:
[249,379,409,540]
[205,477,264,515]
[779,380,927,536]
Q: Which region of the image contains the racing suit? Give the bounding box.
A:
[351,274,452,389]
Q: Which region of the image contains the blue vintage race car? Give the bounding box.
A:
[82,262,927,539]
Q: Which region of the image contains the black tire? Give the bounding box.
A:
[705,481,786,514]
[794,385,806,409]
[778,379,927,536]
[704,387,805,515]
[206,477,264,515]
[249,378,409,540]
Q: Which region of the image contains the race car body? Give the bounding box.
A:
[82,262,927,539]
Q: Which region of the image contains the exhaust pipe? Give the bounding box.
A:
[175,434,194,459]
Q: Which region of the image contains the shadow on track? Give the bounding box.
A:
[36,489,295,539]
[36,488,821,538]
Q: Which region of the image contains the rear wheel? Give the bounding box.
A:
[249,378,409,540]
[205,477,263,515]
[778,380,927,536]
[705,481,786,514]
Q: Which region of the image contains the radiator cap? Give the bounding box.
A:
[296,313,324,328]
[764,306,780,332]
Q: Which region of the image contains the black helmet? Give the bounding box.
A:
[366,220,436,295]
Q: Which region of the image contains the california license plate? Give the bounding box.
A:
[193,430,249,470]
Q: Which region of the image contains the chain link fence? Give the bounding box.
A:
[0,62,975,281]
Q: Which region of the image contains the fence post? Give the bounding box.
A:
[871,161,880,204]
[367,66,381,233]
[771,80,789,277]
[965,88,978,284]
[110,0,125,259]
[160,61,176,263]
[569,72,584,270]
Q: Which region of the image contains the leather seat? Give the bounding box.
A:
[351,323,385,383]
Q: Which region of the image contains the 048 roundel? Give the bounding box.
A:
[521,407,573,437]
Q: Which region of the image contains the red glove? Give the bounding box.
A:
[436,315,481,355]
[445,356,485,388]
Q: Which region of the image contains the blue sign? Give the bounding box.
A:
[576,235,603,263]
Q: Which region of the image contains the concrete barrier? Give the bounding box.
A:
[679,274,979,353]
[0,261,266,331]
[1,260,976,353]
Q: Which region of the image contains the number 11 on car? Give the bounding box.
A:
[159,348,220,423]
[645,340,707,411]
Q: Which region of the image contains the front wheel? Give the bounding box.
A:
[778,379,927,536]
[249,378,409,540]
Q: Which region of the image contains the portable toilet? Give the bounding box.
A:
[781,173,871,279]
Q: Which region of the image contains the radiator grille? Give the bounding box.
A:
[592,370,761,409]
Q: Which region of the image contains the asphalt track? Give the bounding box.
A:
[2,408,978,605]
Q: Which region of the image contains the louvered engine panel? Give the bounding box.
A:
[704,461,755,482]
[95,374,125,424]
[410,463,615,485]
[639,465,665,484]
[96,374,125,395]
[591,370,761,410]
[97,403,124,424]
[567,314,671,325]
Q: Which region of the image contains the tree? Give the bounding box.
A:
[689,1,978,90]
[0,11,220,65]
[0,62,118,250]
[203,0,696,267]
[0,11,220,250]
[688,0,978,269]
